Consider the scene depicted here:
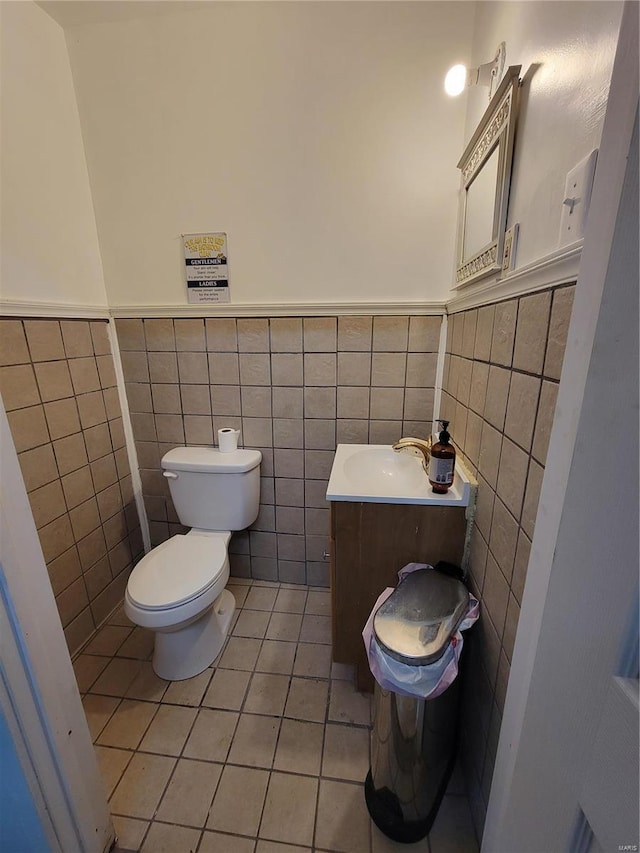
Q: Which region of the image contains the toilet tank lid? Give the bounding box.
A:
[162,447,262,473]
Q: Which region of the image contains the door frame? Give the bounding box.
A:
[482,3,639,849]
[0,399,114,853]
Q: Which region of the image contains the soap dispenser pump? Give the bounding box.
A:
[428,420,456,494]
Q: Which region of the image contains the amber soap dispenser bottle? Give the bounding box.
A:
[428,420,456,494]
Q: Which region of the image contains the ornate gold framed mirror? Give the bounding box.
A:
[455,65,521,287]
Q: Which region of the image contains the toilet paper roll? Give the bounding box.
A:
[218,428,239,453]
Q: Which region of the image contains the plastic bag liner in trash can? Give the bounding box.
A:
[363,563,479,843]
[362,563,479,699]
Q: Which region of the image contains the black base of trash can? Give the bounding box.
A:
[365,753,455,844]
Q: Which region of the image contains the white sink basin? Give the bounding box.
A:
[342,447,426,495]
[326,444,472,506]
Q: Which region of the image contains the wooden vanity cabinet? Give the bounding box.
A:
[329,501,468,692]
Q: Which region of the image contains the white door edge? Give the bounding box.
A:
[0,399,114,853]
[483,3,639,849]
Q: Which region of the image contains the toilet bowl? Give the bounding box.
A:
[124,446,262,681]
[125,530,234,680]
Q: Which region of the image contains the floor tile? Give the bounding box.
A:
[183,708,238,762]
[328,679,371,726]
[293,643,332,679]
[107,605,134,628]
[284,677,328,723]
[305,590,331,616]
[73,654,109,693]
[244,672,290,716]
[110,752,176,819]
[315,779,372,853]
[200,832,256,853]
[266,612,302,642]
[141,821,201,852]
[219,636,262,671]
[162,667,212,706]
[274,588,307,614]
[84,624,132,656]
[203,668,251,711]
[78,577,472,853]
[227,713,280,768]
[429,794,478,852]
[331,661,356,681]
[94,745,132,798]
[156,758,223,827]
[116,626,155,660]
[139,704,197,756]
[259,771,318,847]
[125,662,169,703]
[91,657,143,697]
[97,699,158,750]
[227,584,250,608]
[233,609,271,639]
[207,765,269,836]
[299,614,331,644]
[322,723,370,783]
[82,694,120,741]
[256,640,296,675]
[112,816,148,851]
[244,586,278,611]
[273,718,323,776]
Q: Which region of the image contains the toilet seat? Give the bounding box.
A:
[127,533,227,611]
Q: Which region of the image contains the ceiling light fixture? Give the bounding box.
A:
[444,42,506,100]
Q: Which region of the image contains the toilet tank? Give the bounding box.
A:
[161,447,262,531]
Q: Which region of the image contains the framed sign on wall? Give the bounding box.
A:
[183,232,230,304]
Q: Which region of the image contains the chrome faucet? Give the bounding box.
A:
[392,435,433,474]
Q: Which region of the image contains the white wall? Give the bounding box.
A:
[0,2,107,309]
[64,2,474,309]
[459,0,622,280]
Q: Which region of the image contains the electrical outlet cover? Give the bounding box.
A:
[502,222,520,272]
[502,223,519,272]
[559,149,598,247]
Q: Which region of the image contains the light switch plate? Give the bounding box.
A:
[502,223,519,272]
[559,149,598,246]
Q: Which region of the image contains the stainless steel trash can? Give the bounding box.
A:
[365,568,469,843]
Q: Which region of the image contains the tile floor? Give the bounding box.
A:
[75,578,478,853]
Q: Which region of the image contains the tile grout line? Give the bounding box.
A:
[311,667,331,853]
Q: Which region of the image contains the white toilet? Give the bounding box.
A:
[124,446,261,681]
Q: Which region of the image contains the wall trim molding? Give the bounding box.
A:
[446,240,582,313]
[108,300,447,318]
[0,300,110,319]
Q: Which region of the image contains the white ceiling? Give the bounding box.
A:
[36,0,207,29]
[37,0,419,29]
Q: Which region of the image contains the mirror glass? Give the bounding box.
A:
[463,144,499,262]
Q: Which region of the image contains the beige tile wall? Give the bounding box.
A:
[0,318,144,654]
[440,284,575,837]
[116,315,442,586]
